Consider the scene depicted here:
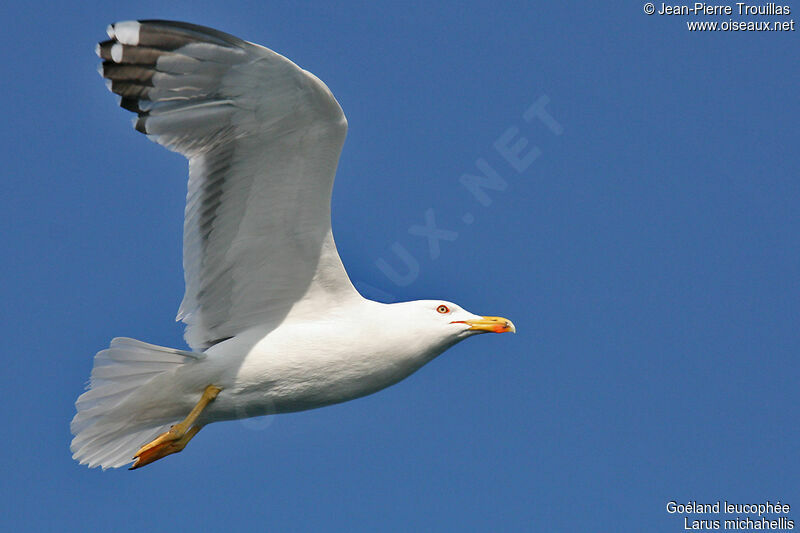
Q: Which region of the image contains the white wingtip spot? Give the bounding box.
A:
[94,43,101,57]
[113,21,141,46]
[105,79,113,91]
[111,43,123,63]
[106,24,115,39]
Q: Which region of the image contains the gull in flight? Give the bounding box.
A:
[71,20,515,470]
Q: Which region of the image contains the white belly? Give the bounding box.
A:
[181,322,447,424]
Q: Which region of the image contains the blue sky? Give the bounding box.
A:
[2,1,798,531]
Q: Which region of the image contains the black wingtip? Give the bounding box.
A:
[97,40,114,60]
[119,97,142,113]
[134,116,148,134]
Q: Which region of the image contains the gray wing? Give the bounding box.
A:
[99,20,359,350]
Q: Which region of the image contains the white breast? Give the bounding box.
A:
[191,303,452,422]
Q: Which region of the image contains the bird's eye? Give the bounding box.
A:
[436,305,450,314]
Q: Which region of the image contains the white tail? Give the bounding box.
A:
[70,337,203,469]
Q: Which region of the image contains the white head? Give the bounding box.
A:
[381,299,515,357]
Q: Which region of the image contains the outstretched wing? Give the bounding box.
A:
[98,20,359,350]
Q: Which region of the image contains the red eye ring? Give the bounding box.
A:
[437,305,450,314]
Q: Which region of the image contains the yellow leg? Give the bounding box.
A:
[130,384,221,470]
